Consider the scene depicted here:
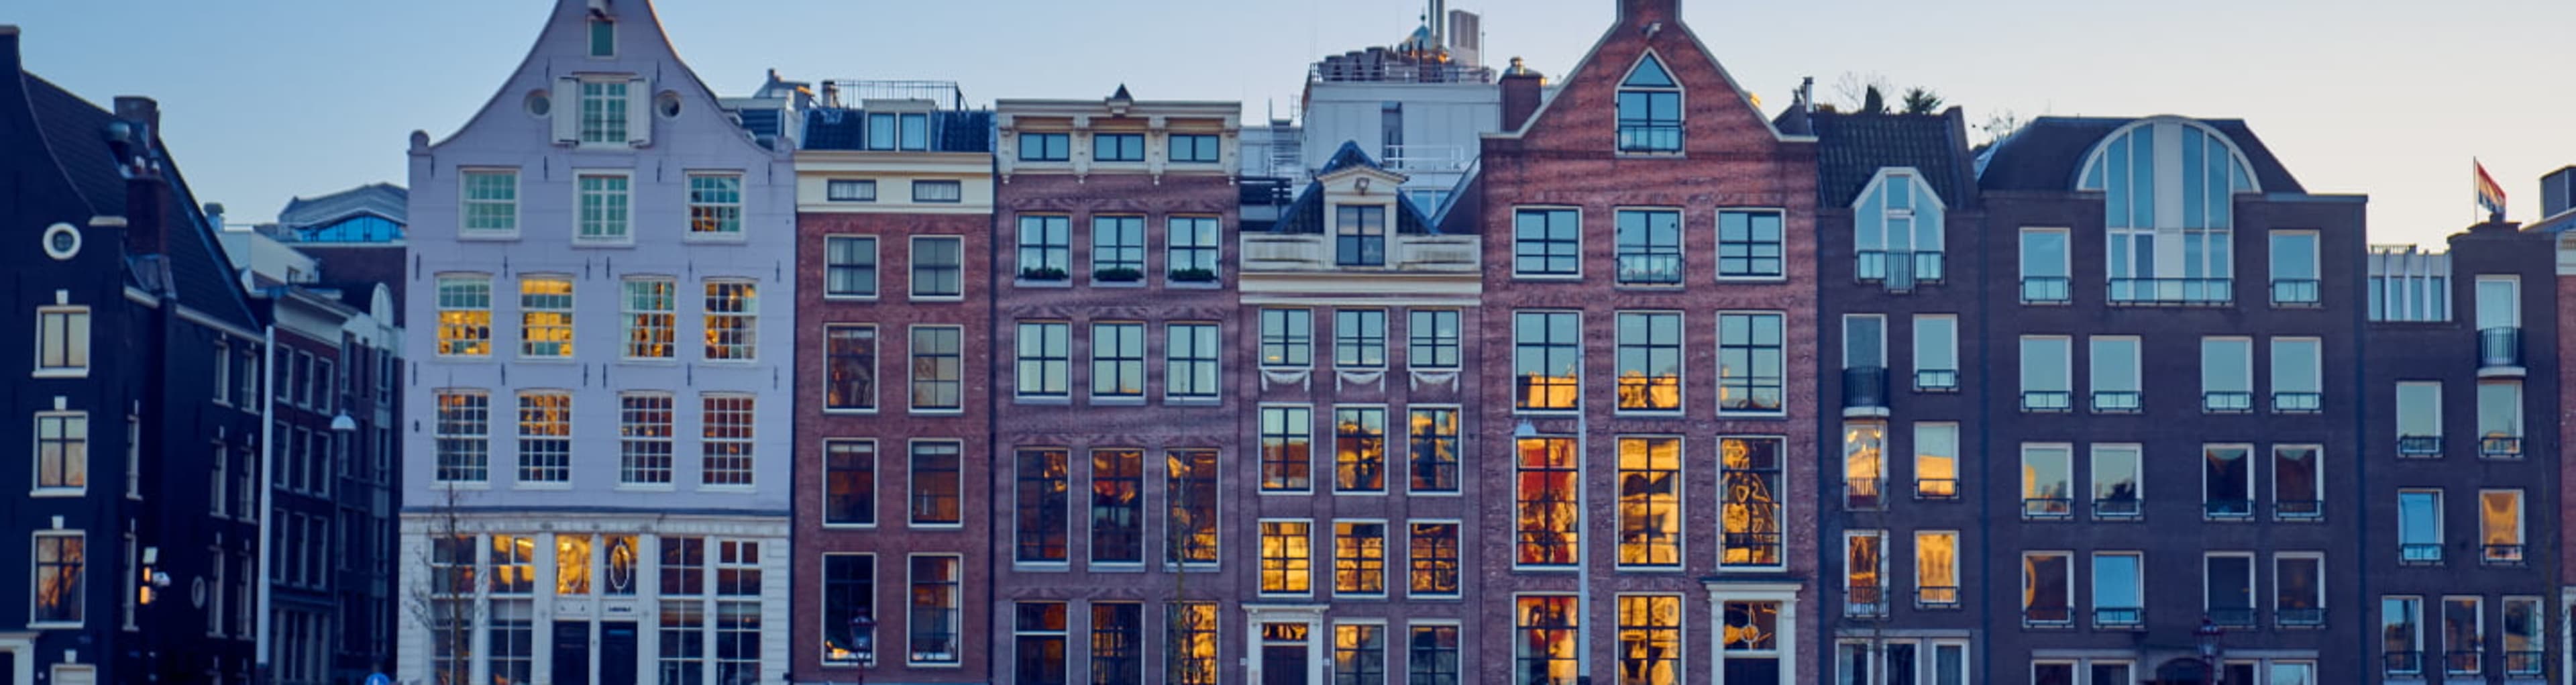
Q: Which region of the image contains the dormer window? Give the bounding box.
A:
[867,113,930,152]
[2078,119,2257,305]
[588,19,614,58]
[1335,205,1387,267]
[578,80,631,144]
[1617,54,1681,153]
[1854,170,1947,286]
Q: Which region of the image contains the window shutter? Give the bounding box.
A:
[627,77,653,148]
[551,77,579,144]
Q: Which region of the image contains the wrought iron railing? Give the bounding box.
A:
[2272,392,2322,413]
[2481,436,2524,459]
[1844,478,1886,511]
[2092,498,2141,519]
[2273,500,2322,521]
[1913,368,1957,392]
[2092,607,2144,629]
[2209,607,2256,628]
[2021,276,2070,304]
[2203,391,2253,413]
[1915,586,1960,609]
[2203,499,2255,520]
[2023,497,2074,520]
[2090,390,2141,413]
[2400,543,2444,565]
[2396,435,2442,457]
[2270,278,2320,306]
[2277,607,2325,627]
[1843,366,1890,411]
[2479,327,2522,369]
[1914,478,1959,501]
[2108,277,2232,305]
[2022,390,2072,413]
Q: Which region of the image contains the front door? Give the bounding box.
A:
[553,621,592,685]
[1260,622,1311,685]
[599,621,639,685]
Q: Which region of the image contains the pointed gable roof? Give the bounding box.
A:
[1492,0,1807,143]
[1263,142,1438,235]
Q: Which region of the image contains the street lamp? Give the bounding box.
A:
[847,610,878,681]
[2196,615,2226,685]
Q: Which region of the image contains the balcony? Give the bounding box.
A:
[1857,250,1945,292]
[2202,391,2253,413]
[2478,327,2523,376]
[1843,478,1886,511]
[2483,543,2526,566]
[1842,366,1890,417]
[2023,497,2073,520]
[2021,276,2070,305]
[2022,390,2072,413]
[2209,607,2255,629]
[1615,253,1682,286]
[2092,607,2144,629]
[2397,435,2443,457]
[1844,586,1888,619]
[2203,499,2254,520]
[2271,392,2321,413]
[2108,277,2232,306]
[2507,651,2544,676]
[2092,498,2141,520]
[1915,586,1960,609]
[2481,435,2523,459]
[1239,233,1479,274]
[2383,651,2422,676]
[1913,478,1959,502]
[2273,500,2322,521]
[2400,543,2444,566]
[1913,368,1958,392]
[2446,650,2483,676]
[2022,606,2073,627]
[2270,278,2321,307]
[2090,390,2141,413]
[2277,607,2326,628]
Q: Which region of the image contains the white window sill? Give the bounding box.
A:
[1717,275,1790,284]
[1013,562,1074,572]
[682,233,748,244]
[619,357,680,365]
[819,523,878,531]
[1089,279,1147,288]
[512,483,574,491]
[1258,489,1317,496]
[613,484,677,492]
[431,482,493,490]
[1512,273,1584,280]
[1163,396,1223,407]
[1716,410,1790,419]
[29,488,85,498]
[696,485,759,494]
[1015,396,1071,406]
[908,295,968,303]
[1089,396,1147,407]
[821,407,881,415]
[32,368,87,379]
[570,240,637,248]
[906,522,967,531]
[1012,278,1072,289]
[908,408,967,417]
[1164,280,1224,290]
[820,294,881,303]
[1330,490,1391,497]
[456,232,521,242]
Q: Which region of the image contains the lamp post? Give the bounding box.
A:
[1516,416,1590,685]
[2196,615,2226,685]
[847,610,878,684]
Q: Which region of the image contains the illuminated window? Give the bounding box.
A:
[1090,602,1144,684]
[32,531,81,624]
[490,535,535,596]
[433,390,490,482]
[1720,437,1784,568]
[1617,437,1681,568]
[1843,421,1885,510]
[2021,551,2071,625]
[1167,602,1220,685]
[1014,602,1066,682]
[1915,531,1960,608]
[575,172,629,241]
[1515,436,1580,567]
[1617,595,1682,684]
[1719,313,1785,413]
[1408,523,1460,596]
[2273,445,2320,520]
[1914,422,1959,499]
[32,413,86,492]
[2481,489,2524,564]
[702,282,757,362]
[1091,322,1146,398]
[826,325,877,410]
[621,278,675,360]
[1260,406,1313,492]
[511,276,576,358]
[1407,408,1459,492]
[1259,520,1313,595]
[617,392,673,484]
[435,276,492,357]
[515,392,571,483]
[1616,312,1682,411]
[1334,407,1387,492]
[686,173,742,234]
[910,441,962,525]
[699,394,754,486]
[555,535,590,595]
[1091,449,1143,563]
[1514,311,1581,411]
[824,440,876,526]
[1515,595,1579,684]
[1333,521,1387,597]
[1333,623,1386,684]
[1845,531,1886,617]
[1166,450,1219,566]
[908,555,961,664]
[823,555,875,665]
[1015,448,1068,562]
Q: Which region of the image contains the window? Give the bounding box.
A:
[1516,595,1580,684]
[555,535,592,595]
[1914,423,1960,500]
[1168,602,1220,685]
[2092,553,2143,627]
[1408,523,1460,596]
[2085,121,2249,304]
[1259,406,1313,492]
[2400,489,2444,564]
[1094,133,1144,162]
[2477,380,2522,457]
[1013,322,1070,399]
[2503,597,2544,676]
[2273,445,2320,520]
[2475,275,2519,329]
[1720,437,1784,568]
[510,277,575,358]
[1092,216,1145,279]
[1615,209,1684,284]
[2021,445,2072,519]
[2479,489,2524,564]
[1170,134,1221,163]
[1718,209,1785,278]
[903,441,961,526]
[1091,603,1144,685]
[586,18,614,55]
[1845,531,1886,617]
[2198,553,2255,629]
[1515,311,1581,411]
[910,326,963,411]
[700,394,755,486]
[436,276,492,356]
[1012,448,1069,563]
[2092,445,2141,519]
[2202,445,2252,519]
[32,531,81,624]
[1616,595,1682,683]
[1091,322,1146,398]
[1407,309,1460,368]
[460,170,519,235]
[822,554,875,664]
[2021,551,2071,625]
[2270,231,2320,305]
[578,81,629,144]
[1911,315,1956,391]
[1843,421,1885,510]
[700,282,757,362]
[2396,381,2442,455]
[1722,601,1782,680]
[823,237,879,299]
[2371,250,2451,321]
[2019,228,2070,303]
[612,394,669,484]
[620,278,676,360]
[1915,531,1960,609]
[1328,623,1385,684]
[1167,450,1218,566]
[1514,208,1580,276]
[1259,520,1312,594]
[2275,554,2324,627]
[863,113,928,152]
[2019,336,2070,411]
[1336,205,1387,267]
[686,174,743,234]
[1615,437,1682,569]
[1407,625,1460,685]
[1018,132,1069,162]
[515,392,571,483]
[824,179,877,203]
[820,325,879,411]
[2088,336,2139,412]
[1407,407,1460,493]
[1332,309,1388,369]
[909,235,964,298]
[575,172,630,241]
[659,596,706,682]
[1334,407,1387,492]
[1856,171,1946,282]
[1333,522,1388,596]
[910,180,961,203]
[2443,596,2482,676]
[1615,54,1680,152]
[433,390,490,482]
[1515,436,1580,568]
[1166,323,1220,400]
[32,413,86,492]
[1017,215,1071,279]
[1260,308,1313,368]
[2384,596,2425,675]
[1719,313,1786,413]
[1616,312,1683,411]
[1091,449,1143,564]
[1169,216,1220,280]
[908,556,961,664]
[812,440,880,528]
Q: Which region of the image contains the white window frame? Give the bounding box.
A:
[35,305,91,377]
[621,276,678,361]
[684,172,746,238]
[825,178,877,203]
[573,170,634,244]
[1716,207,1788,281]
[1911,314,1957,388]
[1014,321,1071,401]
[2090,443,2143,519]
[31,411,88,496]
[822,235,880,301]
[2204,551,2257,616]
[1258,518,1316,598]
[576,77,633,146]
[2018,335,2072,411]
[517,275,576,360]
[458,168,521,238]
[906,554,963,666]
[2020,550,2073,626]
[2019,227,2071,303]
[2088,335,2141,412]
[700,280,759,363]
[1403,519,1464,598]
[1165,321,1222,403]
[1330,519,1391,599]
[2273,551,2326,625]
[30,530,85,628]
[435,274,494,358]
[1615,311,1687,415]
[908,235,967,301]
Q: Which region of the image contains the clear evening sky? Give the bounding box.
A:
[9,0,2571,248]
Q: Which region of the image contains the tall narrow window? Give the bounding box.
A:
[1166,323,1220,400]
[2477,380,2523,458]
[1615,54,1680,152]
[2443,596,2483,676]
[31,532,82,624]
[1332,623,1385,684]
[1615,209,1682,284]
[2272,337,2322,413]
[1014,449,1067,563]
[434,390,490,482]
[2204,554,2257,628]
[460,170,519,235]
[515,392,570,483]
[910,326,963,411]
[1168,602,1220,685]
[2020,228,2071,303]
[1515,596,1580,685]
[1617,595,1682,683]
[1092,216,1146,280]
[824,441,876,526]
[1016,321,1070,399]
[1845,531,1886,617]
[1090,449,1143,564]
[577,81,629,144]
[1013,602,1065,682]
[1407,408,1460,493]
[1408,523,1460,596]
[2202,445,2253,519]
[699,394,755,486]
[2088,336,2140,412]
[1333,407,1387,492]
[2384,596,2424,675]
[621,278,676,360]
[909,236,963,298]
[436,276,493,357]
[575,172,630,241]
[825,325,877,411]
[1407,625,1460,685]
[1091,322,1146,398]
[1513,208,1580,277]
[1720,437,1784,568]
[1717,313,1786,414]
[1407,309,1460,368]
[2091,444,2142,519]
[2092,552,2143,627]
[1167,450,1219,565]
[1912,315,1957,391]
[702,282,757,362]
[1260,406,1313,492]
[1335,309,1388,368]
[1913,422,1959,500]
[1718,209,1785,278]
[618,392,673,484]
[2020,445,2072,519]
[2503,597,2544,677]
[1333,522,1387,597]
[910,442,962,526]
[1169,216,1220,282]
[2019,336,2071,411]
[908,556,961,665]
[1336,205,1387,267]
[35,307,89,374]
[2273,445,2320,520]
[1260,308,1312,367]
[1091,603,1143,685]
[686,173,743,235]
[1515,436,1580,568]
[1515,311,1580,411]
[2021,551,2071,625]
[2479,489,2524,564]
[1617,437,1682,568]
[824,235,878,298]
[2270,230,2320,305]
[1914,531,1959,609]
[1259,520,1313,595]
[1843,421,1886,511]
[32,413,87,492]
[2087,122,2247,305]
[2397,381,2443,456]
[1616,312,1683,411]
[2275,554,2324,627]
[2400,490,2444,564]
[2201,337,2253,412]
[1017,215,1071,279]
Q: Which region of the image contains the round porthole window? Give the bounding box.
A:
[655,91,682,119]
[41,223,80,260]
[525,91,552,117]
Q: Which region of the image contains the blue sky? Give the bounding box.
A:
[9,0,2571,247]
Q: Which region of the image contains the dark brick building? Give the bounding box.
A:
[1470,0,1823,681]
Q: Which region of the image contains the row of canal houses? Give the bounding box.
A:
[5,0,2574,683]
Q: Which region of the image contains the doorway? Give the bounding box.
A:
[599,621,639,685]
[1259,622,1311,685]
[552,621,592,685]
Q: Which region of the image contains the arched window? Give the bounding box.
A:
[1617,54,1681,153]
[2077,118,2257,304]
[1852,168,1947,286]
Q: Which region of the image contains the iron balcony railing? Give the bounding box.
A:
[1913,368,1958,392]
[1617,123,1682,153]
[2091,390,2141,413]
[2273,500,2323,521]
[2021,276,2070,304]
[2023,497,2074,520]
[2483,543,2526,566]
[2383,651,2422,676]
[2209,607,2256,628]
[2507,651,2544,676]
[2022,606,2073,627]
[2092,607,2144,629]
[1844,586,1888,619]
[2272,392,2322,413]
[1856,250,1945,288]
[2092,498,2142,519]
[1912,251,1945,283]
[2202,391,2253,413]
[2481,435,2524,459]
[2396,435,2443,457]
[1721,530,1782,568]
[1615,253,1682,285]
[2400,543,2444,566]
[1914,586,1960,609]
[2108,277,2232,305]
[1844,478,1886,511]
[1843,366,1890,411]
[2277,607,2326,628]
[2022,390,2072,413]
[2446,650,2483,676]
[2270,278,2321,306]
[2478,327,2522,369]
[2204,499,2255,520]
[1914,478,1960,501]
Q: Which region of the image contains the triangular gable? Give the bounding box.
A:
[1492,4,1807,143]
[1622,54,1674,88]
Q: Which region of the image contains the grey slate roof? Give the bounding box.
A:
[279,182,407,227]
[1809,109,1974,209]
[1976,116,2305,195]
[800,107,994,153]
[1262,142,1437,235]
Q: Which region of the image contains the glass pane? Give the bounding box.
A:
[2090,337,2137,392]
[2399,492,2438,543]
[2094,555,2139,607]
[2271,232,2317,280]
[2020,338,2066,392]
[2476,278,2518,329]
[1845,317,1884,368]
[1913,317,1955,370]
[2397,383,2440,436]
[2272,339,2320,394]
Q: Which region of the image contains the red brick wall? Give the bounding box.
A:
[2561,275,2575,582]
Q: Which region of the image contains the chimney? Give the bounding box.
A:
[1619,0,1680,23]
[113,97,170,255]
[1,25,21,76]
[1500,57,1544,134]
[2544,166,2575,218]
[203,203,225,232]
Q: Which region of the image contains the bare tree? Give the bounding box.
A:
[1165,452,1219,685]
[1831,72,1894,113]
[405,486,476,685]
[1974,109,2029,154]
